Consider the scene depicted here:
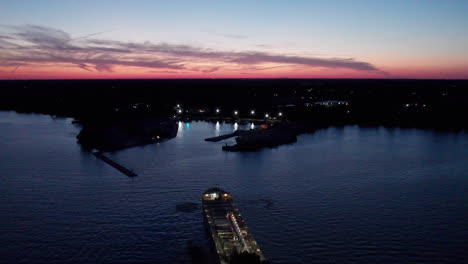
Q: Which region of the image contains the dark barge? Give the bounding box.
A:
[202,188,266,264]
[222,124,297,152]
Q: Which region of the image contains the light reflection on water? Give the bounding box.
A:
[215,121,220,136]
[0,112,467,264]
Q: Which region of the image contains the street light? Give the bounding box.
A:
[234,110,238,116]
[265,113,269,118]
[251,110,255,115]
[178,109,182,114]
[216,109,220,113]
[278,112,283,117]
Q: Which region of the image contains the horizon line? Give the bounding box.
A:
[2,77,467,81]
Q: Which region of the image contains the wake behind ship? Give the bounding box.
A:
[202,187,267,264]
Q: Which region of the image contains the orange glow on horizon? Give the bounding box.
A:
[1,63,467,80]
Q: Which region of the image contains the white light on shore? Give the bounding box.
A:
[251,110,255,115]
[178,109,182,113]
[176,104,180,108]
[265,113,269,118]
[216,109,220,113]
[278,112,283,116]
[234,111,238,115]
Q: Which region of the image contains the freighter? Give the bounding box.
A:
[202,187,266,264]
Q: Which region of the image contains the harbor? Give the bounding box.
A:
[2,113,467,264]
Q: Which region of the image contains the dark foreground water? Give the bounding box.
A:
[0,111,467,264]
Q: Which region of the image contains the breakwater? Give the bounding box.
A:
[93,151,137,177]
[204,131,238,142]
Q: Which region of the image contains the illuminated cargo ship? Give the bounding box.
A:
[202,187,266,264]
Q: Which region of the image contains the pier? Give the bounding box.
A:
[93,151,137,177]
[204,130,238,142]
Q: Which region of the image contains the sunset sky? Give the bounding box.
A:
[1,0,467,79]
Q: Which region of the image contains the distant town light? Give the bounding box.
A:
[265,113,269,118]
[278,112,283,116]
[251,110,255,115]
[216,109,220,113]
[234,111,238,115]
[178,109,182,113]
[176,104,180,108]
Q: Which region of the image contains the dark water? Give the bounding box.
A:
[0,111,467,264]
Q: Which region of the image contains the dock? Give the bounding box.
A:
[204,130,238,142]
[93,151,137,177]
[204,117,281,123]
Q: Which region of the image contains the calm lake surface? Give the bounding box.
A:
[0,111,467,264]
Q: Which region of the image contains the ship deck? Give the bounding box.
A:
[202,189,265,264]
